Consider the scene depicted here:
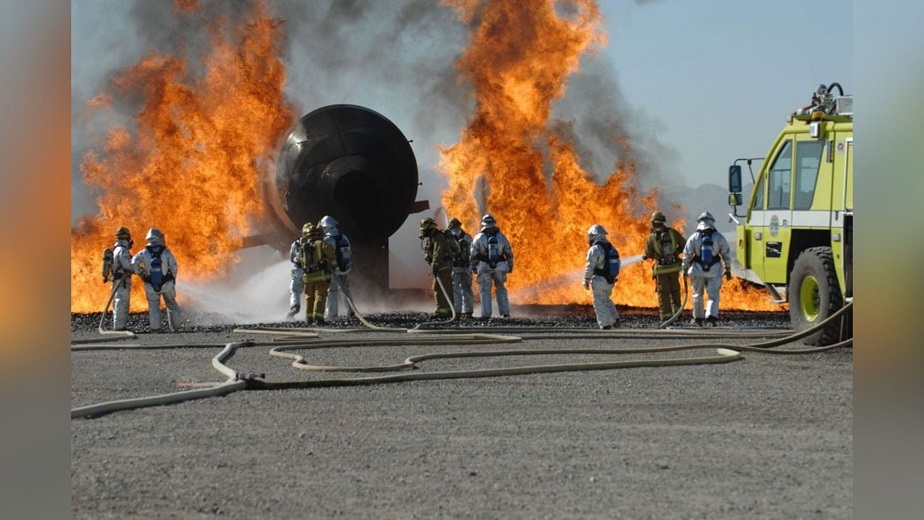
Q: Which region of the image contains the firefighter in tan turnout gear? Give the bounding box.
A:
[298,223,337,325]
[682,211,732,326]
[420,217,457,319]
[643,211,686,322]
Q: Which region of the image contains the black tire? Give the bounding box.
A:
[788,247,847,345]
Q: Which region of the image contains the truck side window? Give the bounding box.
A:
[794,140,825,210]
[752,174,765,211]
[767,140,793,210]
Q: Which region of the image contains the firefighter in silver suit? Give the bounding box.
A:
[470,214,514,318]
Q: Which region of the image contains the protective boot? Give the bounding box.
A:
[707,316,718,327]
[692,318,704,327]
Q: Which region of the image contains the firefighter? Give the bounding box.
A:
[470,214,514,318]
[131,228,181,332]
[108,226,135,331]
[420,217,456,318]
[583,224,621,329]
[643,211,686,322]
[285,223,311,319]
[299,223,337,325]
[681,211,732,326]
[318,215,354,321]
[447,217,474,319]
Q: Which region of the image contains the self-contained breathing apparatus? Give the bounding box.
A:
[300,240,332,284]
[101,248,114,283]
[695,229,720,272]
[593,242,621,284]
[450,229,471,268]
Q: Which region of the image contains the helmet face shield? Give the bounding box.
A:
[318,215,338,232]
[586,224,607,244]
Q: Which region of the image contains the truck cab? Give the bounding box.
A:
[727,83,853,345]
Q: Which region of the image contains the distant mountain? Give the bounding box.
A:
[656,181,765,283]
[656,182,740,236]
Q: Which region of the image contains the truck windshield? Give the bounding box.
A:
[767,140,793,210]
[794,140,825,210]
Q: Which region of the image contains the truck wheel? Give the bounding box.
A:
[788,247,845,345]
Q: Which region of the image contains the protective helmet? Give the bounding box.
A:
[114,226,131,239]
[480,214,496,228]
[420,217,438,231]
[650,211,666,224]
[587,224,607,244]
[318,215,338,232]
[301,222,315,237]
[145,228,164,246]
[448,217,462,229]
[697,211,715,223]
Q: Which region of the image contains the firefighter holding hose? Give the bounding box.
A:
[298,223,337,325]
[583,224,621,329]
[643,211,686,323]
[104,226,135,331]
[420,217,457,319]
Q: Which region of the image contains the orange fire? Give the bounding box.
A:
[71,0,293,313]
[438,0,778,311]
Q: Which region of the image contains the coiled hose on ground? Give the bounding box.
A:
[71,302,851,419]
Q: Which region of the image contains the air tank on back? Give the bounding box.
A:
[265,104,427,301]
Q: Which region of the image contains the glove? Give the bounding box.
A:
[507,265,513,274]
[432,264,439,275]
[582,279,590,290]
[725,270,732,281]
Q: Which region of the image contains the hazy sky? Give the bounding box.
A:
[70,0,852,222]
[600,0,852,187]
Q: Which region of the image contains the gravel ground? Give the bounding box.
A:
[71,308,852,519]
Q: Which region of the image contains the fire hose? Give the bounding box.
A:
[97,276,136,337]
[71,302,851,419]
[658,273,689,329]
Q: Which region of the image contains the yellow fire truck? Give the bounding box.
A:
[728,83,853,345]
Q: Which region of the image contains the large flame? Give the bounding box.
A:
[71,0,294,313]
[438,0,778,311]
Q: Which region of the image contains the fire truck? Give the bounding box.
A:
[727,83,853,345]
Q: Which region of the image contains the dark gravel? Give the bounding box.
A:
[72,307,851,519]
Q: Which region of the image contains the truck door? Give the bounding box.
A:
[759,139,793,285]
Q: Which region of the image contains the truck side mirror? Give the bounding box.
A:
[728,165,742,193]
[728,193,743,207]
